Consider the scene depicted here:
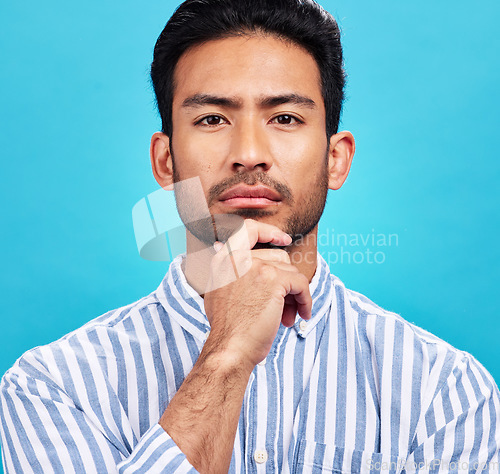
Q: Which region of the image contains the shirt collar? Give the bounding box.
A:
[291,252,334,338]
[154,251,335,342]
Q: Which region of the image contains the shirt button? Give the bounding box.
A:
[299,320,308,332]
[254,449,268,464]
[258,358,266,366]
[203,330,210,342]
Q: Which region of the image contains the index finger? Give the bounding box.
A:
[215,217,292,253]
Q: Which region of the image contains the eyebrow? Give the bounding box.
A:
[182,94,242,109]
[259,94,316,109]
[181,93,317,110]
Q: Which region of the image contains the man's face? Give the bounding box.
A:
[170,34,330,244]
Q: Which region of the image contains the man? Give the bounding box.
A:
[1,0,499,472]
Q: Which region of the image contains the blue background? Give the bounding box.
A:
[0,0,499,468]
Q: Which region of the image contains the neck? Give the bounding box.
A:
[182,225,319,297]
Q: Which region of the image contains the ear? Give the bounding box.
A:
[150,131,174,190]
[327,131,355,190]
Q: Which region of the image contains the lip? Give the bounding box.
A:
[218,184,282,202]
[218,197,281,209]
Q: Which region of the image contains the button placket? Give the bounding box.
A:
[247,357,271,470]
[247,326,286,471]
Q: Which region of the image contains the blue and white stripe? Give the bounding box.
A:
[1,253,499,473]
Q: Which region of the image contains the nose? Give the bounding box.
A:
[229,120,273,172]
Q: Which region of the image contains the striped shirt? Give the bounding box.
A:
[1,252,499,473]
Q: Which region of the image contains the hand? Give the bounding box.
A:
[203,219,312,370]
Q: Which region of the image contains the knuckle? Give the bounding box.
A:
[259,264,278,281]
[299,273,310,286]
[276,249,291,263]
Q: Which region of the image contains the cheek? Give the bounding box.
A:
[174,127,231,173]
[271,133,327,175]
[173,136,216,181]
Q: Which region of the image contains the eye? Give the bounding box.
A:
[196,115,228,127]
[270,114,303,125]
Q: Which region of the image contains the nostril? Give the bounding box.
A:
[233,162,271,172]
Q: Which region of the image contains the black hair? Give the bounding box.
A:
[151,0,346,138]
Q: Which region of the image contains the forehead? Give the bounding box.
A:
[172,34,324,108]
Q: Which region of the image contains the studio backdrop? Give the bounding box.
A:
[0,2,499,470]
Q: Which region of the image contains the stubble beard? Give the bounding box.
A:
[171,149,330,248]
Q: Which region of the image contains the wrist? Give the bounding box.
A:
[200,339,255,377]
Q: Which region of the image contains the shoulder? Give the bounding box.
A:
[330,275,499,400]
[336,275,458,349]
[1,290,164,388]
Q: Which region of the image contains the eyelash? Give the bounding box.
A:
[194,114,304,127]
[271,114,304,125]
[195,115,228,127]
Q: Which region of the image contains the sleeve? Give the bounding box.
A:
[405,353,500,473]
[0,357,198,473]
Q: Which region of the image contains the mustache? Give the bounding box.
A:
[207,171,293,206]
